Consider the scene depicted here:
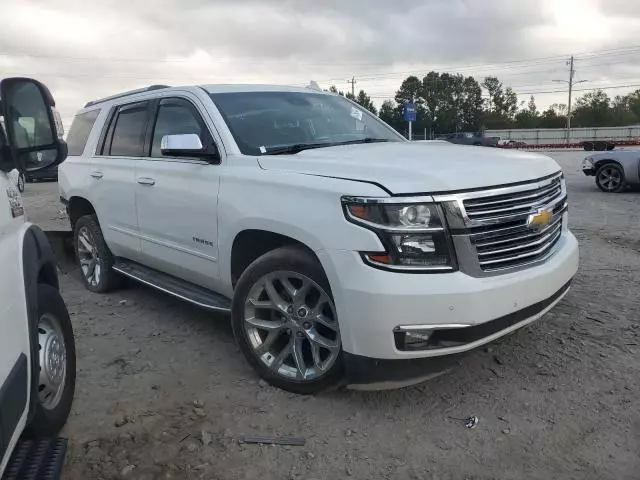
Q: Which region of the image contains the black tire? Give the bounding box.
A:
[74,215,122,292]
[17,173,25,193]
[24,284,76,438]
[231,246,344,394]
[595,163,626,193]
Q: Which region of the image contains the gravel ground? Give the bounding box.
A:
[22,151,640,480]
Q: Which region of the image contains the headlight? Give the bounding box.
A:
[342,198,457,272]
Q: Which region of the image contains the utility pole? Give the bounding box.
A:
[553,56,586,144]
[566,56,575,143]
[347,76,356,98]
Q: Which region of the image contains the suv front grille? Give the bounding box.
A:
[436,172,567,276]
[462,175,563,223]
[471,210,563,271]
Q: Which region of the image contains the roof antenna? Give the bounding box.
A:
[307,80,322,92]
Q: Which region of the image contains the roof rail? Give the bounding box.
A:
[84,85,170,108]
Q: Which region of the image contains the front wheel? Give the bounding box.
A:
[595,163,626,193]
[231,246,343,394]
[25,284,76,437]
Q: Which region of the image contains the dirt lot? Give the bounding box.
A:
[22,151,640,480]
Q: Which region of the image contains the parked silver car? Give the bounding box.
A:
[582,149,640,192]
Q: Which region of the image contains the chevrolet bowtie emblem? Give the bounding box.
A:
[527,209,552,230]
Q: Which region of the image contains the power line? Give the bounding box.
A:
[367,82,640,100]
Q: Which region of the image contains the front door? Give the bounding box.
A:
[0,174,30,470]
[135,96,221,290]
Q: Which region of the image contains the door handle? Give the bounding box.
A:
[90,171,103,179]
[137,177,156,186]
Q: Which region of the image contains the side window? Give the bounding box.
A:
[108,102,148,157]
[66,110,100,156]
[151,99,206,158]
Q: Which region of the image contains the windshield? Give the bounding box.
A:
[209,91,404,155]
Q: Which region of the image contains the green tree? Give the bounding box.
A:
[514,96,539,128]
[538,107,566,129]
[482,77,517,128]
[572,90,612,127]
[353,90,377,115]
[379,100,402,132]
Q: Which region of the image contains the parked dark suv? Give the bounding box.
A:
[445,132,499,147]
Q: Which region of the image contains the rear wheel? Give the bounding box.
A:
[74,215,122,292]
[17,173,25,192]
[24,284,76,437]
[232,246,343,394]
[595,163,626,193]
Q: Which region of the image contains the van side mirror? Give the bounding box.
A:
[0,77,68,173]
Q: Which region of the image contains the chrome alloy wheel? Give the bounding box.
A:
[38,313,67,409]
[244,271,340,381]
[597,166,622,191]
[77,226,101,287]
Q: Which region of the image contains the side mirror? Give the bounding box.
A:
[160,133,218,163]
[0,77,67,173]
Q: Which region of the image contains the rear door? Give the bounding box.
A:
[134,96,221,289]
[90,101,151,260]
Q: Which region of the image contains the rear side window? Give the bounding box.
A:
[66,110,100,156]
[108,102,148,157]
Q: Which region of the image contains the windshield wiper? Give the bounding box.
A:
[261,138,390,155]
[261,142,333,155]
[332,137,390,146]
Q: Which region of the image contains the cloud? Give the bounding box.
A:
[1,0,639,125]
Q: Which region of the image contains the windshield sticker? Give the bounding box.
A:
[350,107,363,121]
[259,146,267,154]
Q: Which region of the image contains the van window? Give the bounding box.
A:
[151,99,204,158]
[108,102,148,157]
[67,110,99,156]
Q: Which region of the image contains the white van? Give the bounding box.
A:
[0,78,75,477]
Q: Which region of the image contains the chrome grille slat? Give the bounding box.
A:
[479,229,562,267]
[477,223,562,257]
[464,181,561,209]
[455,172,566,273]
[465,190,563,218]
[474,217,563,248]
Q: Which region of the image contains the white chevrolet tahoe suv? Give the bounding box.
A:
[0,78,75,477]
[59,84,578,393]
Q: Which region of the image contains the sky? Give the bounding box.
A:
[2,0,640,128]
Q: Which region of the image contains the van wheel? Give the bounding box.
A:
[74,215,122,292]
[232,246,344,394]
[17,173,25,192]
[24,284,76,437]
[595,163,625,193]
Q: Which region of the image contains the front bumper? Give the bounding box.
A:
[343,280,571,389]
[317,230,578,383]
[582,159,595,176]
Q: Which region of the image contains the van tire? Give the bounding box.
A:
[24,284,76,438]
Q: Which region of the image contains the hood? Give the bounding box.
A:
[257,142,561,194]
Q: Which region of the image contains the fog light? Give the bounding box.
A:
[394,329,434,351]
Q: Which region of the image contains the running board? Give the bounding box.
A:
[2,438,67,480]
[113,260,231,312]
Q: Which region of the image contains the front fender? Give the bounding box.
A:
[21,224,58,422]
